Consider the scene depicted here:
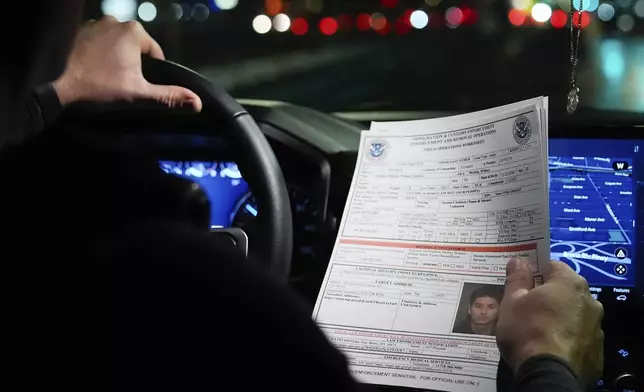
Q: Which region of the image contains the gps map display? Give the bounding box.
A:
[548,139,640,287]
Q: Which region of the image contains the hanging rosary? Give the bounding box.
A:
[567,0,583,114]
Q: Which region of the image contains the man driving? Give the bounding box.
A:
[2,3,604,392]
[453,285,503,336]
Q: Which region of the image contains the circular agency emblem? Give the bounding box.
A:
[512,115,532,145]
[367,139,388,160]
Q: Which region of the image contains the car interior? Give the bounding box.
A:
[51,57,642,391]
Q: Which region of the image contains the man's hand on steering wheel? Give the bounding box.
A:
[53,16,203,111]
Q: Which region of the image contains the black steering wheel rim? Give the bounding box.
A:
[142,58,293,280]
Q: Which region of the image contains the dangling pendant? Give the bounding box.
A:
[566,87,580,114]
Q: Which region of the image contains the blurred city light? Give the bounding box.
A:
[573,0,599,11]
[101,0,137,22]
[305,0,324,14]
[556,0,572,11]
[410,10,429,29]
[635,0,644,17]
[356,13,371,31]
[381,0,399,8]
[265,0,283,16]
[395,17,412,34]
[445,7,464,28]
[319,17,339,35]
[338,14,354,31]
[511,0,533,11]
[508,8,528,26]
[617,14,635,31]
[192,3,210,21]
[531,3,552,23]
[572,11,592,27]
[291,18,309,35]
[551,9,567,28]
[598,3,616,21]
[461,7,478,25]
[370,13,388,31]
[253,14,272,34]
[138,2,157,22]
[214,0,238,11]
[170,3,183,20]
[601,40,626,81]
[273,13,291,32]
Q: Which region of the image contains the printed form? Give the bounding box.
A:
[313,100,550,392]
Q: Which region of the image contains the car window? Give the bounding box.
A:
[94,0,644,114]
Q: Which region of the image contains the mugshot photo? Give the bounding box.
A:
[452,283,505,336]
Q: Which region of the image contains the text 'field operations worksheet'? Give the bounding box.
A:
[313,99,550,392]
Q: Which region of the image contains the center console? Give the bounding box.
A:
[548,136,642,392]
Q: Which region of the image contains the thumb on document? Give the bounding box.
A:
[504,258,534,302]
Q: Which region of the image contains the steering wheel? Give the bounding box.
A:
[140,58,293,279]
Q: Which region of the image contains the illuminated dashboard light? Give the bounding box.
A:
[245,204,258,217]
[253,14,272,34]
[410,10,429,29]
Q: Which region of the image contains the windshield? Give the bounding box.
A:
[95,0,643,114]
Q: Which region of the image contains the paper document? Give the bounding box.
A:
[313,99,549,392]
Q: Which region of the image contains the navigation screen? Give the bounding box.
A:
[549,139,640,288]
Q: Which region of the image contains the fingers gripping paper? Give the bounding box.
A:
[313,98,550,392]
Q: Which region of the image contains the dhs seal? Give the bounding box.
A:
[367,140,388,160]
[513,116,532,145]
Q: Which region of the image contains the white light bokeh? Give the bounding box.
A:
[138,2,157,22]
[215,0,239,10]
[170,3,183,20]
[272,13,291,32]
[531,3,552,22]
[253,14,272,34]
[410,10,429,29]
[617,14,635,31]
[192,3,210,21]
[511,0,533,10]
[101,0,137,22]
[635,0,644,17]
[598,3,616,21]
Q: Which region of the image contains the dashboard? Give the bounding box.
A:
[66,101,642,392]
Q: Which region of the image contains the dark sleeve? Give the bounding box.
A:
[1,83,63,149]
[111,221,362,392]
[512,355,582,392]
